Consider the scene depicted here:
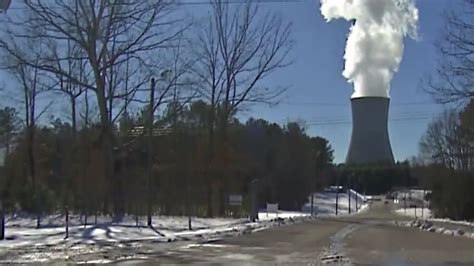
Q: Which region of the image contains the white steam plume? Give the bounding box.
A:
[320,0,418,98]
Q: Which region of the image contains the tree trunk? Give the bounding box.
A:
[71,96,77,139]
[206,105,216,217]
[27,124,40,228]
[97,86,118,215]
[65,96,76,239]
[217,110,229,216]
[84,89,89,127]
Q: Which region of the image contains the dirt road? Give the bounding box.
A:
[7,201,473,265]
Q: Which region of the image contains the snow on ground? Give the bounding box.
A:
[301,189,368,216]
[394,205,474,240]
[0,211,311,250]
[395,207,474,228]
[5,214,239,230]
[258,211,309,220]
[429,218,474,227]
[395,207,433,219]
[395,219,474,240]
[1,214,244,248]
[0,190,366,261]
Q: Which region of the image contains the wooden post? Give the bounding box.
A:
[0,199,4,240]
[147,78,156,227]
[65,205,69,239]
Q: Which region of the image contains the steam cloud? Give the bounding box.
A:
[320,0,418,98]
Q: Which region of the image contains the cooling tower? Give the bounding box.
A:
[346,97,395,165]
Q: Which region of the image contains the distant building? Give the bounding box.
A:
[346,97,395,165]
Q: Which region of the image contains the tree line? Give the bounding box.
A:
[0,101,333,219]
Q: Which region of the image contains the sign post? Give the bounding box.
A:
[229,195,243,206]
[228,195,243,218]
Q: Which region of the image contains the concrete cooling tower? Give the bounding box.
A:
[346,97,395,165]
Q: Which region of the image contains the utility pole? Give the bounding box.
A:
[335,175,339,215]
[187,184,192,230]
[348,181,351,215]
[311,151,321,216]
[0,199,4,240]
[65,205,69,239]
[404,190,407,215]
[421,188,426,218]
[355,186,358,212]
[147,78,156,227]
[250,179,259,222]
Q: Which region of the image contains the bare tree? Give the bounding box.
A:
[192,1,292,216]
[424,0,474,103]
[1,35,51,228]
[0,107,21,157]
[0,0,184,215]
[419,109,472,171]
[47,39,90,238]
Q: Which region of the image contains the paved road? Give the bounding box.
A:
[119,201,474,265]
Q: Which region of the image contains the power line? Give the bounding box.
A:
[286,110,436,123]
[5,0,306,10]
[305,116,433,127]
[177,0,306,5]
[278,100,438,107]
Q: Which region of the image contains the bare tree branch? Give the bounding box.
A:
[423,0,474,103]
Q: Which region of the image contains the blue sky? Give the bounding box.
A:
[0,0,452,163]
[207,0,451,163]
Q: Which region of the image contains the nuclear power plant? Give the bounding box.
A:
[346,97,394,165]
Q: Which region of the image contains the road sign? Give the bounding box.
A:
[229,195,243,206]
[266,203,278,213]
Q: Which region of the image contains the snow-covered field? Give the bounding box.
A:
[1,214,239,248]
[0,210,312,250]
[0,211,317,263]
[301,189,368,216]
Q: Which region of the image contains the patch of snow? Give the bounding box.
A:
[5,214,241,230]
[302,190,367,216]
[258,211,309,221]
[395,218,474,240]
[395,209,474,230]
[77,259,113,264]
[221,253,254,260]
[182,243,231,249]
[395,207,433,219]
[429,218,474,228]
